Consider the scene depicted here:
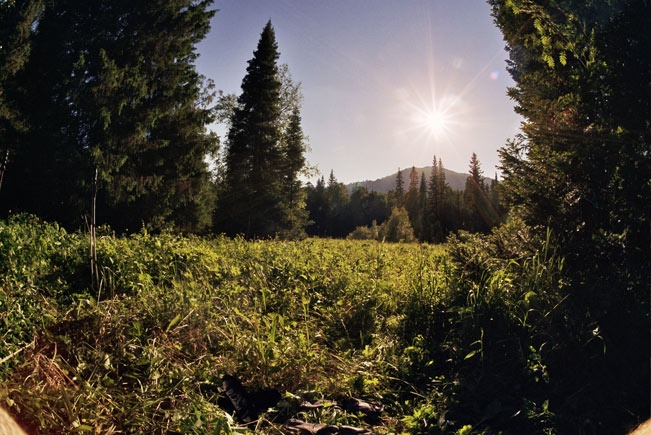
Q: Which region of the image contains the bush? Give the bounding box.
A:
[347,209,416,243]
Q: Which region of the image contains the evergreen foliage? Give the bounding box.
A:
[218,21,308,238]
[393,167,405,208]
[278,108,309,238]
[464,152,500,232]
[306,159,505,241]
[0,0,43,191]
[0,0,218,233]
[490,0,650,430]
[305,172,391,238]
[404,167,422,238]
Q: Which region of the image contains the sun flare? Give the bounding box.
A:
[411,95,459,140]
[421,108,451,137]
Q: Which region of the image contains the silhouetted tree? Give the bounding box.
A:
[3,0,218,232]
[305,176,327,236]
[218,21,308,238]
[463,152,498,232]
[279,108,309,238]
[491,0,650,431]
[393,168,405,208]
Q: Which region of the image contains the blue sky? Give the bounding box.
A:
[196,0,522,184]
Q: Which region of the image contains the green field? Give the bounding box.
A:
[0,215,644,434]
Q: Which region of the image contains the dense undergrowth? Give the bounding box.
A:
[0,214,646,434]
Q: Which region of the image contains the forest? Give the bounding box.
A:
[0,0,649,433]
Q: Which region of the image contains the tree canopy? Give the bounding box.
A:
[0,0,218,233]
[490,0,650,430]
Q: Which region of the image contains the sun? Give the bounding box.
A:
[411,95,459,140]
[422,108,451,138]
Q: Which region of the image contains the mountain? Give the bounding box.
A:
[347,166,479,193]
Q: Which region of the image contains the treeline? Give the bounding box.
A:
[306,153,505,242]
[0,1,505,242]
[0,0,505,242]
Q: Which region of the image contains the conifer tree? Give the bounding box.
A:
[305,176,327,236]
[393,168,405,208]
[464,152,495,232]
[220,21,282,236]
[279,108,309,237]
[219,21,307,238]
[426,155,449,241]
[2,0,218,232]
[490,1,650,430]
[325,170,349,237]
[427,156,440,218]
[417,172,427,241]
[405,166,421,238]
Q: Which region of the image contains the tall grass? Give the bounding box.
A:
[0,214,642,434]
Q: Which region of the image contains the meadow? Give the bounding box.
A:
[0,214,602,434]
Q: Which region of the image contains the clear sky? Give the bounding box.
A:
[196,0,523,184]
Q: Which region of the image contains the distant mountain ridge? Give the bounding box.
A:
[347,166,478,193]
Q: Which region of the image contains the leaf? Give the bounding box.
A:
[464,350,478,360]
[166,313,182,333]
[524,291,538,306]
[559,51,567,66]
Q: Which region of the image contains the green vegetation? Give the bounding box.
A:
[2,0,218,233]
[0,1,648,433]
[5,213,641,434]
[305,156,505,242]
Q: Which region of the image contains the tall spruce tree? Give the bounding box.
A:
[405,166,421,238]
[426,155,449,242]
[220,20,306,238]
[464,152,497,232]
[491,0,650,431]
[2,0,218,232]
[393,168,405,208]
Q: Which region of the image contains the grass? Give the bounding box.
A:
[0,214,645,434]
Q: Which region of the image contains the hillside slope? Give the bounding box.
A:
[347,166,490,193]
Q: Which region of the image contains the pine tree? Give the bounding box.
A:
[417,172,427,241]
[427,156,439,218]
[490,1,650,431]
[393,168,405,208]
[219,20,309,238]
[405,166,421,238]
[3,0,218,232]
[464,152,495,232]
[426,155,450,242]
[101,0,218,233]
[221,21,282,236]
